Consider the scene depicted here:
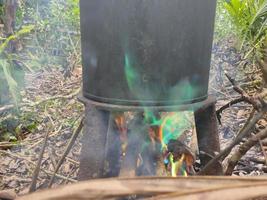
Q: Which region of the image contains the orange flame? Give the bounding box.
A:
[114,114,127,142]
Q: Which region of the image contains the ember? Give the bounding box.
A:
[166,139,195,176]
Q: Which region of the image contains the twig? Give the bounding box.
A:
[65,157,79,165]
[29,127,50,193]
[0,142,21,149]
[225,72,262,109]
[221,73,267,144]
[0,88,80,114]
[61,165,77,185]
[199,109,265,175]
[225,127,267,175]
[225,73,244,94]
[216,72,265,124]
[216,97,247,124]
[27,124,63,150]
[48,116,84,188]
[48,149,57,170]
[0,150,77,183]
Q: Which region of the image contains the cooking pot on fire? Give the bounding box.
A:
[80,0,217,107]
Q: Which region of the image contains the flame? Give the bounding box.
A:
[114,114,127,143]
[170,154,187,177]
[157,112,192,177]
[159,112,187,147]
[114,111,191,177]
[159,113,174,146]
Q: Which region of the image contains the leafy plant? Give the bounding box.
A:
[23,0,80,72]
[0,0,81,143]
[0,24,34,53]
[214,0,235,41]
[0,25,34,105]
[224,0,267,85]
[224,0,267,50]
[0,0,81,106]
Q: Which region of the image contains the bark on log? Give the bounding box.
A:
[17,177,267,200]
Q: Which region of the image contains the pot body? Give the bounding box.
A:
[80,0,217,106]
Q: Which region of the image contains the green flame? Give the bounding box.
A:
[124,54,138,91]
[160,112,192,146]
[124,53,195,154]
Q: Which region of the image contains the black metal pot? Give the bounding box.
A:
[80,0,217,107]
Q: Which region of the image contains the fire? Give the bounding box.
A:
[114,113,127,142]
[114,112,194,177]
[170,154,188,177]
[159,112,195,177]
[158,112,190,147]
[159,112,175,147]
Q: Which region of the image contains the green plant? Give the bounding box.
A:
[24,0,80,72]
[0,0,81,143]
[0,25,34,105]
[224,0,267,85]
[0,0,80,106]
[225,0,267,48]
[214,0,235,41]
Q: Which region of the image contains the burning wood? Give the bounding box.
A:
[164,139,196,176]
[113,111,196,177]
[119,113,147,177]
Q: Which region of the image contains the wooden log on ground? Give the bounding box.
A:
[17,176,267,200]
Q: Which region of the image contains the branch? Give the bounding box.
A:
[0,142,20,149]
[29,128,50,193]
[225,72,262,110]
[216,97,246,124]
[48,116,84,188]
[199,109,265,175]
[0,150,77,183]
[225,127,267,175]
[216,72,266,124]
